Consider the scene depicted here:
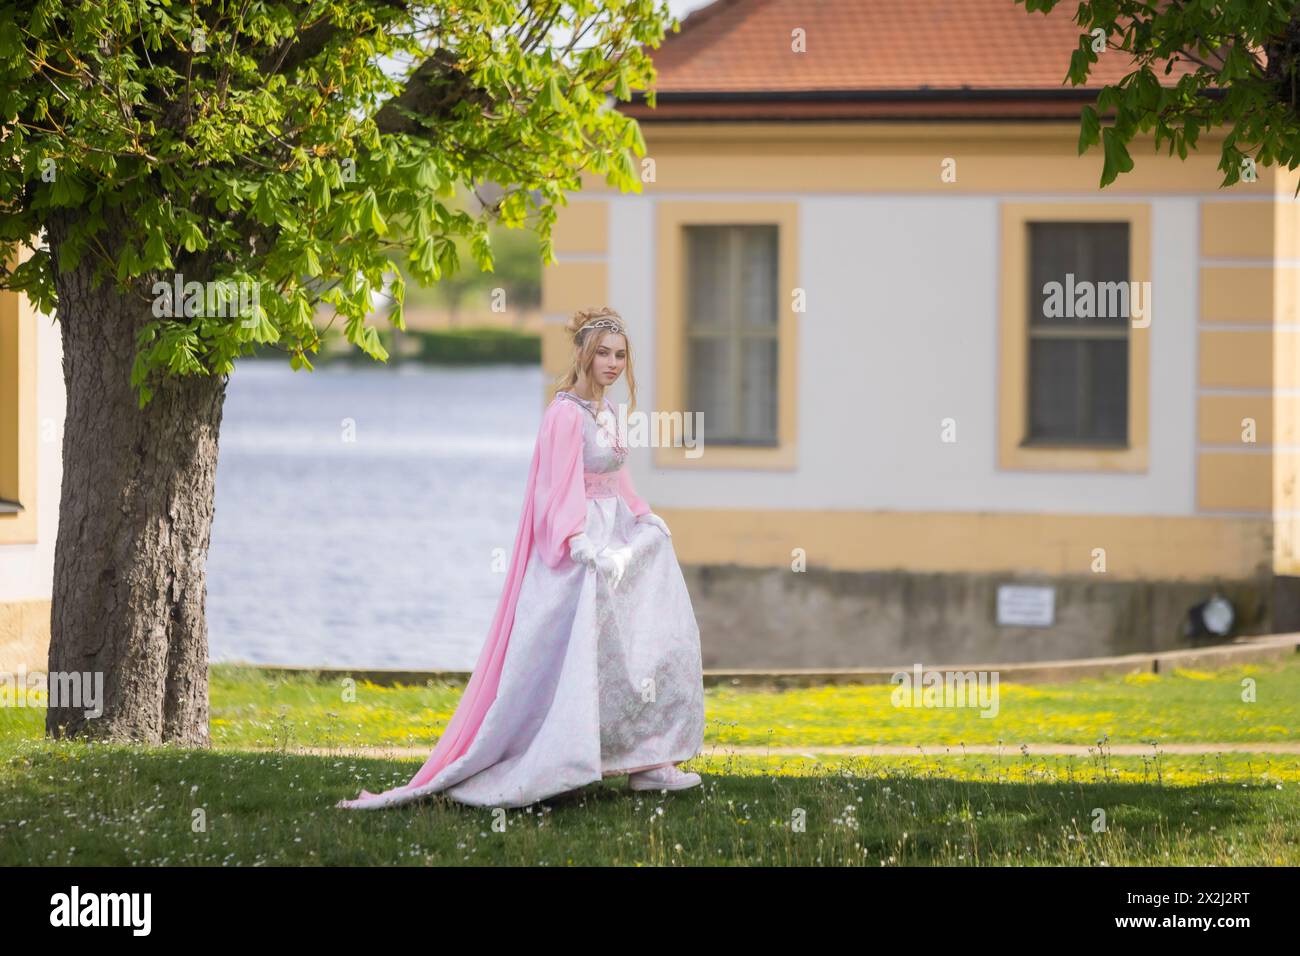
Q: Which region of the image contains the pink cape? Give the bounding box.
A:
[337,395,649,807]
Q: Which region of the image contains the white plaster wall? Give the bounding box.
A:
[608,192,1199,516]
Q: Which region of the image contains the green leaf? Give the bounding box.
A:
[47,173,87,208]
[180,221,207,252]
[252,181,277,225]
[294,293,314,327]
[143,229,174,270]
[470,232,494,272]
[437,238,458,278]
[361,188,387,234]
[116,244,138,282]
[1067,47,1093,86]
[1100,127,1134,187]
[299,245,322,277]
[538,75,564,111]
[412,236,438,278]
[361,324,388,362]
[1078,105,1101,155]
[309,171,331,209]
[628,120,646,156]
[251,311,279,343]
[415,158,440,191]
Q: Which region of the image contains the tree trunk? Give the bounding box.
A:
[45,212,228,745]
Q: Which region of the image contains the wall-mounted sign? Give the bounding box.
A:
[996,584,1056,627]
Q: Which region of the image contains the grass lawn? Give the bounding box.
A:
[1,657,1297,865]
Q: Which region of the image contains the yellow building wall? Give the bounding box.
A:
[0,245,51,673]
[549,122,1291,582]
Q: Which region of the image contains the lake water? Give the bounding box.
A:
[207,360,545,670]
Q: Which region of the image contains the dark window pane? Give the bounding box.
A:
[740,227,778,327]
[685,227,731,329]
[1027,338,1129,443]
[1029,221,1129,327]
[1028,338,1081,440]
[739,338,778,442]
[688,335,734,439]
[1087,339,1128,441]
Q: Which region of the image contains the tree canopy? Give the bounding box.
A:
[0,0,672,404]
[1020,0,1300,190]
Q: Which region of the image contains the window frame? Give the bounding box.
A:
[999,202,1151,473]
[655,201,798,470]
[0,246,39,545]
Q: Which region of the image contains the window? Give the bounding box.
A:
[1025,222,1130,446]
[684,224,779,445]
[655,201,798,469]
[999,203,1150,473]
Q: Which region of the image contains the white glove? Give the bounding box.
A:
[636,512,671,537]
[594,546,631,589]
[568,532,598,567]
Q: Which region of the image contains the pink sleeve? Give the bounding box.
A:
[618,464,651,517]
[532,401,588,568]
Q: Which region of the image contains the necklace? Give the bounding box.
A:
[560,390,627,458]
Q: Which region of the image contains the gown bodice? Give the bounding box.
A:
[555,390,629,475]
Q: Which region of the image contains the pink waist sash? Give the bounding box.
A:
[584,470,621,498]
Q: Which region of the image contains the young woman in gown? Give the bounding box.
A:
[336,306,705,810]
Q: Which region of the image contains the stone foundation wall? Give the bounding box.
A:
[11,574,1298,674]
[681,565,1288,669]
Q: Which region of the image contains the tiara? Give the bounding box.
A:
[577,316,625,339]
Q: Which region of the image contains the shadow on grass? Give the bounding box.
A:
[1,740,1296,865]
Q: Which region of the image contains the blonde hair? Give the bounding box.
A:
[552,306,638,414]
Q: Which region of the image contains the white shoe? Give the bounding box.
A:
[627,763,701,792]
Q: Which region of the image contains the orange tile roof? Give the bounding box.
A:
[622,0,1198,121]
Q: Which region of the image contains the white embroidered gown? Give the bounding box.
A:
[376,389,705,808]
